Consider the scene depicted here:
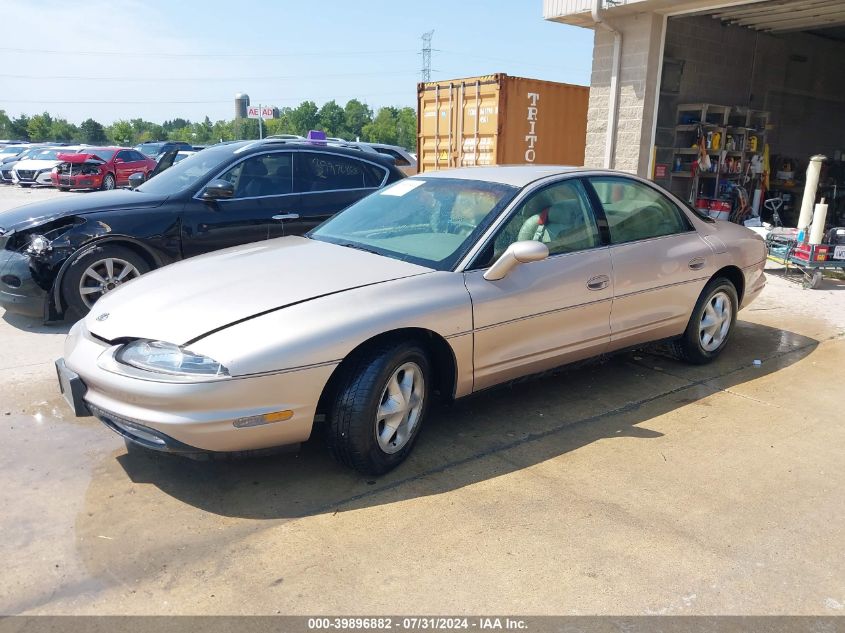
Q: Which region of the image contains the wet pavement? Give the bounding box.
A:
[1,243,844,614]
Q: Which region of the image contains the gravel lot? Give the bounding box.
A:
[0,183,843,616]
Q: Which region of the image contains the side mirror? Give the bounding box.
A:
[201,179,235,200]
[114,157,124,164]
[483,241,549,281]
[128,172,145,189]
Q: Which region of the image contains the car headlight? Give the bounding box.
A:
[26,234,51,255]
[116,339,230,378]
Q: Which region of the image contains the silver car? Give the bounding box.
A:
[57,166,767,474]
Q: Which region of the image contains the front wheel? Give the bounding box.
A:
[324,341,431,475]
[101,173,115,191]
[673,278,738,364]
[61,244,150,316]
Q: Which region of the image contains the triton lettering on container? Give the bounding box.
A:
[417,73,588,173]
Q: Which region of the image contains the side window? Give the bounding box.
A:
[294,153,382,192]
[376,147,410,167]
[129,150,146,162]
[477,179,599,267]
[116,150,133,162]
[218,153,293,198]
[588,177,689,244]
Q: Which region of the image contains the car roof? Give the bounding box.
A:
[231,139,398,168]
[413,165,584,187]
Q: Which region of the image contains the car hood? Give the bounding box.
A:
[0,189,168,232]
[14,158,65,170]
[58,153,105,164]
[86,236,433,345]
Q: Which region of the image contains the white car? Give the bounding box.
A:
[13,146,84,187]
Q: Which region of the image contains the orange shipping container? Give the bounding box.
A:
[417,73,588,173]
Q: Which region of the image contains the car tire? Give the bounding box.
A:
[324,340,431,475]
[62,244,150,316]
[101,173,116,191]
[19,183,31,188]
[673,277,738,365]
[59,187,70,192]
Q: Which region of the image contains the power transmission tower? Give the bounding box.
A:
[421,30,434,83]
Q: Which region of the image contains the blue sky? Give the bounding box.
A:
[0,0,594,124]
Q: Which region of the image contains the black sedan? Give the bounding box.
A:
[0,140,404,320]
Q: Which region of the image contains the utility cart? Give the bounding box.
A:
[766,228,845,289]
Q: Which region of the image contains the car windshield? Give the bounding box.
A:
[310,177,518,271]
[30,149,64,160]
[87,148,117,161]
[136,143,164,157]
[136,144,234,195]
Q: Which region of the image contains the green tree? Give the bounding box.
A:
[318,100,347,138]
[211,119,235,143]
[396,107,417,151]
[27,112,54,141]
[288,101,319,136]
[50,118,79,142]
[344,99,372,140]
[0,110,12,139]
[362,106,399,145]
[79,118,108,144]
[9,114,31,141]
[108,120,134,145]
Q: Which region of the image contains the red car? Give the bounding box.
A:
[51,147,157,191]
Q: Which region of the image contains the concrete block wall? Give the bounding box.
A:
[662,14,845,161]
[585,11,663,174]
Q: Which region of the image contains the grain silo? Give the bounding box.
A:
[234,93,250,119]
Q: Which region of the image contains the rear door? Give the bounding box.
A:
[181,151,299,257]
[281,151,388,235]
[463,178,613,391]
[585,175,714,350]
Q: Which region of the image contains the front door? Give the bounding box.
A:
[585,176,715,349]
[181,151,298,258]
[463,178,613,392]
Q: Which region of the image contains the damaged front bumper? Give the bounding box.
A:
[0,248,48,318]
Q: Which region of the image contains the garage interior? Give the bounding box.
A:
[652,0,845,229]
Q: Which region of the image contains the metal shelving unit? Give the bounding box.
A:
[660,103,768,218]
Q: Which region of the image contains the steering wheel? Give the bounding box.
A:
[446,220,476,236]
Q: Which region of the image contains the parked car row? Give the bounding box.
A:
[0,140,205,191]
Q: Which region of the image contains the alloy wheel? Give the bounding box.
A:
[78,257,141,309]
[699,290,732,352]
[374,362,425,454]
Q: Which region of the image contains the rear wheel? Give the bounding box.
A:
[673,278,738,364]
[61,244,150,316]
[324,341,430,475]
[59,187,70,192]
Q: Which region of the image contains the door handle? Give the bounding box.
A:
[272,213,300,221]
[587,275,610,291]
[688,257,706,270]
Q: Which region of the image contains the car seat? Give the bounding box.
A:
[517,200,596,251]
[237,160,269,197]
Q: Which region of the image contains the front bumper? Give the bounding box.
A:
[60,321,338,454]
[13,170,53,186]
[0,249,47,318]
[51,172,103,189]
